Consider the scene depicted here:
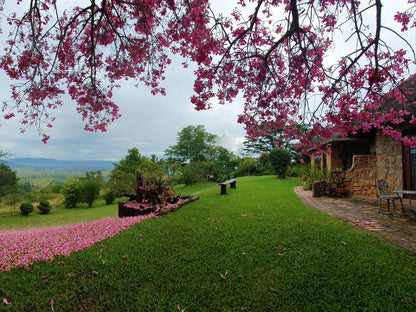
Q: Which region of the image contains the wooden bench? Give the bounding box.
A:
[218,179,236,195]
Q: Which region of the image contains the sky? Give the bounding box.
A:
[0,1,414,161]
[0,1,247,161]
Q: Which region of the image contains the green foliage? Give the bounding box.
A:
[79,173,102,208]
[37,200,52,214]
[210,146,238,182]
[109,147,164,195]
[63,178,82,208]
[18,180,34,192]
[178,161,208,185]
[286,162,311,178]
[0,163,18,195]
[20,202,33,216]
[300,166,329,190]
[269,148,292,178]
[237,157,258,176]
[164,125,217,162]
[103,190,116,205]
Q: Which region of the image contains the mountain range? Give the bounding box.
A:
[3,158,115,173]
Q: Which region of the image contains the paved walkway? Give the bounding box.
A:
[294,186,416,255]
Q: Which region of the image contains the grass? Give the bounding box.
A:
[1,176,416,311]
[0,197,128,230]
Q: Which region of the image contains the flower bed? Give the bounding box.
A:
[118,196,199,218]
[0,214,155,272]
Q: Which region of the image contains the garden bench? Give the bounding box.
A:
[218,179,236,195]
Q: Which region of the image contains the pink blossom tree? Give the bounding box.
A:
[0,0,415,152]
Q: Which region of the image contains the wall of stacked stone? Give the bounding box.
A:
[375,132,403,192]
[344,155,377,197]
[312,181,327,197]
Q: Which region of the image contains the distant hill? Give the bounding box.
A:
[3,158,115,173]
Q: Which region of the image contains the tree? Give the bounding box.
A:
[63,178,82,208]
[0,1,415,150]
[0,163,18,195]
[80,177,101,208]
[109,147,164,194]
[269,148,292,179]
[165,125,217,162]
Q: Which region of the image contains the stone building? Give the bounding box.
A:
[312,75,416,198]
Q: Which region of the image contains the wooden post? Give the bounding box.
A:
[220,184,227,195]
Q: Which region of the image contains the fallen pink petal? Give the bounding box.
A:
[0,215,155,272]
[3,298,9,305]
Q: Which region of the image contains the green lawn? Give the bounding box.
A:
[0,198,122,230]
[1,176,416,311]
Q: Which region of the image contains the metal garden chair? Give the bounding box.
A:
[376,180,403,216]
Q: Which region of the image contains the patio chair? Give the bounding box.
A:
[376,180,403,216]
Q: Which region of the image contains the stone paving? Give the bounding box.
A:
[294,186,416,255]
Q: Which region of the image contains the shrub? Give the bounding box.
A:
[37,200,52,214]
[300,166,329,190]
[269,148,292,178]
[104,190,116,205]
[286,163,311,177]
[63,178,82,208]
[80,178,101,208]
[178,161,208,185]
[237,157,259,176]
[20,202,33,216]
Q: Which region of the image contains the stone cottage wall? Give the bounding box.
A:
[344,155,377,197]
[375,132,403,192]
[344,133,404,197]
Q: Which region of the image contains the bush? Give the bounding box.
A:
[178,162,208,185]
[300,166,329,190]
[237,157,259,176]
[63,178,82,208]
[80,178,101,208]
[104,190,116,205]
[37,200,52,214]
[20,202,33,216]
[286,163,311,178]
[269,148,292,178]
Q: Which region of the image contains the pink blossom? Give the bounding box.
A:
[0,214,155,272]
[3,298,9,305]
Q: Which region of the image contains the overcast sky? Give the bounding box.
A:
[0,1,247,161]
[0,1,413,161]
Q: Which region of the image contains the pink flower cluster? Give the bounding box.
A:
[0,215,155,272]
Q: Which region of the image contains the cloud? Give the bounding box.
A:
[0,55,247,161]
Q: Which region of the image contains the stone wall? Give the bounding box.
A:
[344,155,377,197]
[375,131,403,192]
[344,132,404,197]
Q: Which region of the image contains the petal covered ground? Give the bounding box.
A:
[0,214,155,272]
